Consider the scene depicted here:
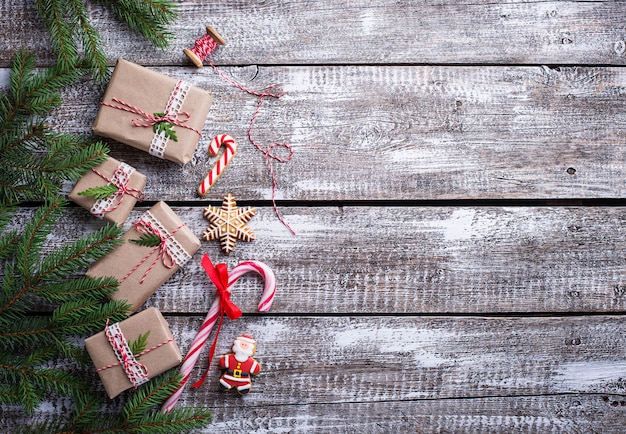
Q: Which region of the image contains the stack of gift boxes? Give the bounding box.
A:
[74,58,211,398]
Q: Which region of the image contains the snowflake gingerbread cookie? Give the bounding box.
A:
[202,193,256,254]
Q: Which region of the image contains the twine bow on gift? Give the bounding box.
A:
[120,219,186,284]
[190,255,242,388]
[97,319,174,389]
[101,97,201,138]
[98,319,149,389]
[90,164,145,215]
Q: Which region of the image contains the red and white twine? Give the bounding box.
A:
[120,216,188,285]
[97,319,175,389]
[90,162,145,217]
[98,319,149,389]
[186,28,296,235]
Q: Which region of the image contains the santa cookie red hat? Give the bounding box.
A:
[236,334,256,344]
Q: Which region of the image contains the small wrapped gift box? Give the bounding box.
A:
[86,201,200,311]
[85,307,182,399]
[69,156,146,226]
[93,58,213,164]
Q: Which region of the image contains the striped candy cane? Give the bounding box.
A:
[162,254,276,412]
[197,134,238,196]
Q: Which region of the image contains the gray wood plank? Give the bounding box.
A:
[2,64,624,201]
[4,315,626,432]
[5,394,625,433]
[2,1,626,66]
[14,205,624,314]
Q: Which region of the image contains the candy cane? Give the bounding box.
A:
[162,254,276,412]
[197,134,237,196]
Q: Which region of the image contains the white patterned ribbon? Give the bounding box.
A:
[149,80,193,158]
[90,162,136,218]
[102,321,149,388]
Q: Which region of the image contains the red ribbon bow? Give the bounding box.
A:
[191,254,242,388]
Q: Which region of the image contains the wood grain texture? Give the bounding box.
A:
[2,64,625,201]
[6,394,626,433]
[9,204,623,315]
[2,0,626,66]
[4,316,626,432]
[3,0,626,432]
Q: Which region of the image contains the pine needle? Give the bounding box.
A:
[78,183,119,200]
[0,47,211,434]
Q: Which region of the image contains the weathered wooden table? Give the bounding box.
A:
[2,1,626,432]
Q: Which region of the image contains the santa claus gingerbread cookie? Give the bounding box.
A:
[218,334,261,395]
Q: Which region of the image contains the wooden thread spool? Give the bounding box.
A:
[183,26,226,68]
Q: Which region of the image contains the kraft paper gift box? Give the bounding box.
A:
[69,156,146,226]
[85,307,182,399]
[86,201,200,312]
[93,58,213,164]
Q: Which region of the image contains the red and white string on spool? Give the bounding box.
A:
[184,26,296,235]
[197,134,238,196]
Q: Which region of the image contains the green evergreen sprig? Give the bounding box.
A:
[0,50,109,207]
[34,0,178,81]
[128,330,150,355]
[0,50,211,433]
[78,183,119,200]
[102,0,178,49]
[131,232,163,248]
[19,371,212,433]
[153,113,179,142]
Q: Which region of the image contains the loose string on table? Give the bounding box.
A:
[185,27,296,235]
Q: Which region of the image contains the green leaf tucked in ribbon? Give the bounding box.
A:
[130,232,162,248]
[128,330,151,355]
[78,184,119,200]
[153,112,178,142]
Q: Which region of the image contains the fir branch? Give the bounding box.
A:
[0,350,88,414]
[130,232,162,248]
[128,331,150,355]
[78,183,119,200]
[33,0,178,80]
[14,198,65,286]
[8,49,36,104]
[0,51,108,203]
[66,0,109,81]
[122,370,181,424]
[36,276,119,303]
[119,371,211,430]
[0,203,18,259]
[39,132,110,181]
[34,0,78,69]
[50,299,131,339]
[34,222,123,283]
[0,384,22,406]
[103,0,178,49]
